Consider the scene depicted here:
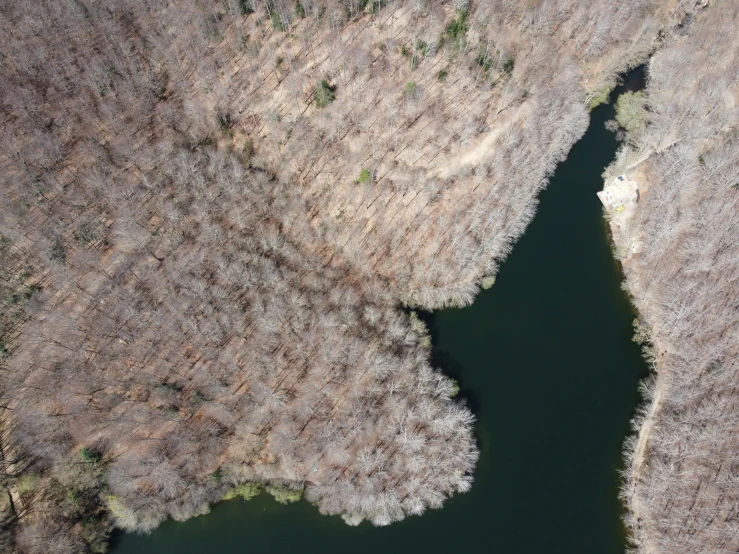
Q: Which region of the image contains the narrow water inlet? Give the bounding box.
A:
[111,68,650,554]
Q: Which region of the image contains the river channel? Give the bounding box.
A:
[111,67,649,554]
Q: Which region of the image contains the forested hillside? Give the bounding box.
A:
[0,0,710,552]
[605,2,739,552]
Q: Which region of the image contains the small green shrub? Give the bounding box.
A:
[475,50,493,72]
[266,483,303,504]
[9,284,41,305]
[217,110,233,132]
[106,495,138,530]
[195,136,216,148]
[445,11,468,45]
[49,236,66,264]
[80,447,101,463]
[357,168,371,183]
[204,14,225,42]
[223,482,264,501]
[367,0,383,14]
[270,11,285,31]
[158,381,183,392]
[74,223,98,244]
[400,44,419,70]
[314,80,335,108]
[502,57,515,74]
[437,68,448,82]
[614,91,648,135]
[588,84,612,110]
[238,0,255,15]
[707,361,723,374]
[295,2,306,17]
[17,473,40,494]
[192,390,206,402]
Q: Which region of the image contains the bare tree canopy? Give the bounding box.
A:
[605,2,739,553]
[0,0,728,553]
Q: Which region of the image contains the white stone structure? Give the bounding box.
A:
[597,174,639,211]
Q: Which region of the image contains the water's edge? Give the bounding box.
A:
[111,67,650,554]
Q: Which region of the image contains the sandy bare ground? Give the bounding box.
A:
[629,375,664,554]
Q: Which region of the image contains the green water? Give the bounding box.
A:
[111,68,648,554]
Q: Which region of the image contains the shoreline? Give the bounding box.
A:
[601,168,664,554]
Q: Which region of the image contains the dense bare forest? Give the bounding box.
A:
[605,2,739,553]
[0,0,720,552]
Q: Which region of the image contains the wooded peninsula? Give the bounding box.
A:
[0,1,735,553]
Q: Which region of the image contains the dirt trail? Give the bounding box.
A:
[603,169,664,554]
[435,101,532,180]
[629,378,665,554]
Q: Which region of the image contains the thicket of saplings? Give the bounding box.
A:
[0,0,701,552]
[605,3,739,553]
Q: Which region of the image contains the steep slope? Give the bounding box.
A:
[604,3,739,552]
[0,0,698,552]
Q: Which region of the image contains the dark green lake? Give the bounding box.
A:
[111,68,648,554]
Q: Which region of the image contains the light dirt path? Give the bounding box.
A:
[434,102,532,180]
[629,366,665,554]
